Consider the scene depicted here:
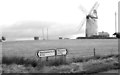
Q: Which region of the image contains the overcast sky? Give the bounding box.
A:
[0,0,119,40]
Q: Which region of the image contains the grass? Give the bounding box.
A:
[2,56,69,68]
[2,54,120,73]
[71,54,119,63]
[1,39,119,73]
[2,56,38,67]
[2,54,119,66]
[2,39,118,58]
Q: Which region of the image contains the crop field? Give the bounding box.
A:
[2,39,119,58]
[1,39,120,73]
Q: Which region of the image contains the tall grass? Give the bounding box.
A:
[2,54,119,67]
[2,56,69,68]
[2,54,120,73]
[71,54,119,63]
[2,56,38,67]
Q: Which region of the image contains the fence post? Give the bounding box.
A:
[94,48,96,57]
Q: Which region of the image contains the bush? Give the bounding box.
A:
[46,58,68,66]
[2,56,69,67]
[2,54,119,73]
[2,56,38,67]
[2,54,119,69]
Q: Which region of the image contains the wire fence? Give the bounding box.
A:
[67,47,118,58]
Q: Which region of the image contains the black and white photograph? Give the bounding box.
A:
[0,0,120,74]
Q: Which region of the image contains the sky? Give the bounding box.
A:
[0,0,119,40]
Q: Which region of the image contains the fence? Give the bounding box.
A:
[67,47,118,58]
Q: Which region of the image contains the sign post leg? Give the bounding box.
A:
[62,55,64,63]
[64,55,66,63]
[39,57,42,63]
[46,57,48,61]
[38,57,42,66]
[55,56,56,61]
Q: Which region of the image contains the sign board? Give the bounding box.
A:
[37,49,55,57]
[56,48,68,56]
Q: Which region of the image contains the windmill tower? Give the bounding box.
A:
[79,2,99,37]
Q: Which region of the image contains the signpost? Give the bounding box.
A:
[56,48,68,56]
[37,49,55,57]
[36,48,68,62]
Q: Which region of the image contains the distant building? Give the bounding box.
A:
[98,31,109,37]
[59,36,63,39]
[34,36,39,40]
[86,10,98,37]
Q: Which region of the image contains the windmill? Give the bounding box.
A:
[79,2,99,37]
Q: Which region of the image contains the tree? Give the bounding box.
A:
[113,32,120,38]
[0,39,2,42]
[2,36,6,41]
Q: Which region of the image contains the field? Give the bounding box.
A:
[2,39,119,58]
[1,39,120,73]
